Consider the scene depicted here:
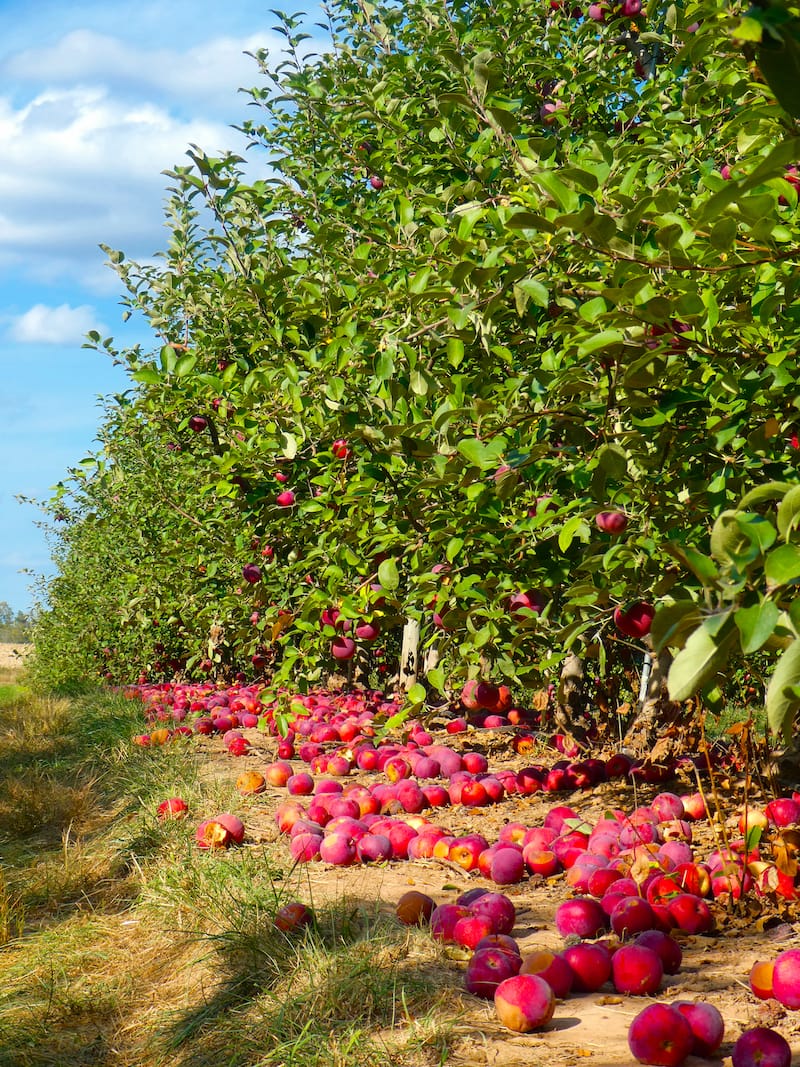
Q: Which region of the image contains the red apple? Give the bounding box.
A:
[465,947,520,999]
[274,901,313,933]
[562,942,612,993]
[595,511,628,534]
[493,974,555,1032]
[628,1002,694,1066]
[612,944,663,996]
[157,797,189,820]
[731,1028,791,1067]
[614,601,655,639]
[672,1000,724,1057]
[772,947,800,1009]
[520,950,574,999]
[555,897,608,939]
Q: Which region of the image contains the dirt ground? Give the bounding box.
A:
[182,718,800,1067]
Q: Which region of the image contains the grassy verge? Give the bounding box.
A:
[0,685,458,1067]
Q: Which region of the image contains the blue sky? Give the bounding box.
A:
[1,0,317,613]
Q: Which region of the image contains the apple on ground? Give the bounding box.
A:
[628,1002,694,1066]
[157,797,189,819]
[274,901,313,933]
[465,947,520,999]
[771,947,800,1009]
[672,1001,724,1057]
[493,974,555,1032]
[520,950,574,999]
[731,1028,791,1067]
[395,890,435,926]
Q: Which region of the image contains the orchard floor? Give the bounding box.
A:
[188,721,800,1067]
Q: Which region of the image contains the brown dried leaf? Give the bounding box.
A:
[531,689,550,712]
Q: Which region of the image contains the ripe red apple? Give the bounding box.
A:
[509,589,547,620]
[628,1002,694,1066]
[157,797,189,820]
[612,944,663,996]
[319,831,357,865]
[490,848,526,885]
[453,913,496,950]
[765,797,800,827]
[469,892,515,935]
[672,1001,724,1057]
[242,563,261,584]
[562,942,612,993]
[188,414,207,433]
[634,930,682,974]
[610,897,656,939]
[731,1028,791,1067]
[331,636,356,660]
[356,833,392,863]
[555,897,608,939]
[276,489,295,507]
[430,903,472,943]
[595,511,628,534]
[520,950,574,999]
[772,947,800,1009]
[465,947,520,999]
[667,893,713,934]
[493,974,555,1032]
[614,601,656,639]
[274,901,313,933]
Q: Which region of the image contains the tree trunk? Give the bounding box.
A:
[554,652,588,748]
[399,618,420,691]
[621,644,701,760]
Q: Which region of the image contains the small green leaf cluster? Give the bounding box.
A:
[664,481,800,738]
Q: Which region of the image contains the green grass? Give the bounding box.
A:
[0,685,459,1067]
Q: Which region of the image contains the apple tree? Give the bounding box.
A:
[29,0,800,752]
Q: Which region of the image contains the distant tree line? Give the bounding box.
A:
[0,602,32,643]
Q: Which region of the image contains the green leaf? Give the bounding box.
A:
[759,31,800,119]
[377,558,400,590]
[777,485,800,540]
[426,667,445,691]
[446,536,464,562]
[132,367,162,385]
[664,544,719,586]
[174,352,198,377]
[731,16,763,43]
[577,330,624,358]
[739,482,792,508]
[765,543,800,588]
[667,615,736,701]
[651,600,702,652]
[457,437,506,468]
[734,599,781,654]
[766,638,800,739]
[558,514,589,552]
[406,682,427,704]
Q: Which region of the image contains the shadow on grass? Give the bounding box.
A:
[156,900,460,1067]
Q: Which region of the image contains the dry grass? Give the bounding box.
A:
[0,685,458,1067]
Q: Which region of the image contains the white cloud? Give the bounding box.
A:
[8,303,105,344]
[2,28,288,117]
[0,19,299,290]
[0,84,261,287]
